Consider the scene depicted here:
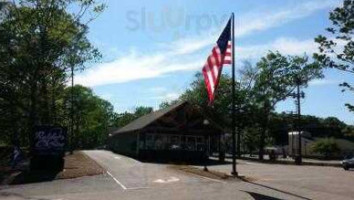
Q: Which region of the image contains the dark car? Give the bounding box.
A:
[342,157,354,170]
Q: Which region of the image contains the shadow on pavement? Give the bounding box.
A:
[0,191,52,200]
[241,179,311,200]
[138,157,231,166]
[9,170,60,185]
[241,191,283,200]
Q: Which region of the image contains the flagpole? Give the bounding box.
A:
[231,12,238,177]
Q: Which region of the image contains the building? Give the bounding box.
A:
[288,131,313,156]
[288,131,354,157]
[107,101,225,161]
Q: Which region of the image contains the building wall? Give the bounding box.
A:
[288,133,315,156]
[108,132,138,157]
[139,133,209,152]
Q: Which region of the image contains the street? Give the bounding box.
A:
[0,150,353,200]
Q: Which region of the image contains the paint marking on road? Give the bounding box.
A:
[106,171,127,190]
[153,176,180,183]
[114,156,121,159]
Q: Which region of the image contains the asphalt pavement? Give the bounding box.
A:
[1,150,349,200]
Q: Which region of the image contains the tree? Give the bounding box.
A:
[314,0,354,112]
[159,100,179,109]
[180,61,260,128]
[113,106,154,128]
[242,127,261,156]
[63,85,114,149]
[179,63,261,157]
[134,106,153,118]
[254,52,323,160]
[0,0,104,145]
[311,138,341,158]
[179,72,232,126]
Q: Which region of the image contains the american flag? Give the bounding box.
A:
[202,18,232,104]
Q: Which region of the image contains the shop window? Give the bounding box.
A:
[146,134,154,149]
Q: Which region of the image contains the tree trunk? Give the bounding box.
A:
[29,81,38,146]
[259,125,266,160]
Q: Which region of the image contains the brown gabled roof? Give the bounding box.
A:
[111,101,225,136]
[111,101,187,135]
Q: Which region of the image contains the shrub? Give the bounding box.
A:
[311,138,340,158]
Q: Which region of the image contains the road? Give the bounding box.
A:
[197,158,354,200]
[1,150,351,200]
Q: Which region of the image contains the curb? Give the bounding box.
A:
[238,157,342,167]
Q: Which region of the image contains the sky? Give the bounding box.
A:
[75,0,353,125]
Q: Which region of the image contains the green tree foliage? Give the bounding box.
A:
[134,106,153,117]
[179,61,259,129]
[159,100,179,109]
[253,52,323,160]
[241,127,261,156]
[113,106,154,128]
[179,72,232,126]
[0,0,105,146]
[176,63,262,156]
[311,138,341,158]
[63,85,114,149]
[268,113,352,144]
[172,53,322,160]
[314,0,354,112]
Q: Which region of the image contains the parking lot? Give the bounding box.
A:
[1,150,353,200]
[200,159,354,200]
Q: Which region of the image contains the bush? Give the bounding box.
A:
[311,138,340,158]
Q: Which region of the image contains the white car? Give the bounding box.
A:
[342,157,354,170]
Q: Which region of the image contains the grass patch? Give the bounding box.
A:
[57,151,104,179]
[169,165,231,180]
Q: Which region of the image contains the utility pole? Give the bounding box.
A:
[70,65,74,154]
[291,77,304,165]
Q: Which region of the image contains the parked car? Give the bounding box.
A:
[342,156,354,170]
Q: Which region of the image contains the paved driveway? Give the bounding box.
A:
[0,150,331,200]
[82,150,212,190]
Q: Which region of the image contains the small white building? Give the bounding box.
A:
[288,131,354,157]
[288,131,314,156]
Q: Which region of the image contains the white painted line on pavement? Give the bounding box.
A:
[153,176,180,183]
[106,171,150,190]
[107,171,127,190]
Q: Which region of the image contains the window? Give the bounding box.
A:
[146,134,154,149]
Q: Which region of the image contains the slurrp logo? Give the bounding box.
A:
[125,6,228,41]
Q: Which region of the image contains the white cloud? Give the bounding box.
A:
[150,92,181,101]
[77,0,339,87]
[148,87,167,93]
[237,0,339,37]
[76,50,204,86]
[170,36,214,55]
[165,0,339,55]
[76,37,320,87]
[237,38,318,60]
